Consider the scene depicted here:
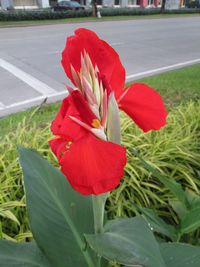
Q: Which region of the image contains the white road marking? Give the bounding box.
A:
[0,91,68,117]
[1,57,200,117]
[4,91,68,109]
[0,58,56,95]
[4,95,47,109]
[126,58,200,80]
[0,102,6,110]
[46,50,60,55]
[111,42,124,46]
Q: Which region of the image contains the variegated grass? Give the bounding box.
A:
[0,100,200,241]
[108,101,200,224]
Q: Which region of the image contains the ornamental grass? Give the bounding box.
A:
[0,100,200,241]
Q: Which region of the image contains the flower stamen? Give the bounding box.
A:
[92,119,101,129]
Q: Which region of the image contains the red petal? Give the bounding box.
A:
[57,133,127,195]
[50,94,86,141]
[118,83,168,132]
[51,95,71,135]
[62,28,125,94]
[49,137,67,162]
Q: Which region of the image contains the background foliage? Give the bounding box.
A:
[0,101,200,241]
[0,8,199,21]
[0,65,200,246]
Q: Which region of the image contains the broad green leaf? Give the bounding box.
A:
[169,199,188,219]
[185,189,200,210]
[181,207,200,234]
[136,153,189,209]
[0,240,51,267]
[19,148,95,267]
[160,242,200,267]
[86,216,166,267]
[141,208,177,241]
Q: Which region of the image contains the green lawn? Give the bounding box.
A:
[137,63,200,106]
[0,64,200,137]
[0,13,199,27]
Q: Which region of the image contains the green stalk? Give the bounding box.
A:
[92,193,109,267]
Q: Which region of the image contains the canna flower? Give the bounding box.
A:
[49,28,167,195]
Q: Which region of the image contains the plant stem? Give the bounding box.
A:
[92,194,106,233]
[92,193,109,267]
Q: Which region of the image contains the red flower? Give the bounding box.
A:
[49,28,167,195]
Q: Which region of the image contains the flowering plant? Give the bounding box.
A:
[1,28,200,267]
[49,28,167,196]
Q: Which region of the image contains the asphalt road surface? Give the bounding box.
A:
[0,16,200,117]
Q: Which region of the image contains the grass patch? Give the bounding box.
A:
[110,101,200,220]
[0,13,199,27]
[138,64,200,106]
[0,64,200,241]
[0,101,200,241]
[0,102,60,137]
[0,16,97,26]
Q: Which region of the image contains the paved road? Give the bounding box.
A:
[0,16,200,117]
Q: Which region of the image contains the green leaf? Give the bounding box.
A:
[0,240,51,267]
[86,216,166,267]
[18,148,95,267]
[141,208,177,241]
[185,189,200,210]
[136,153,189,209]
[160,242,200,267]
[169,199,188,219]
[181,207,200,234]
